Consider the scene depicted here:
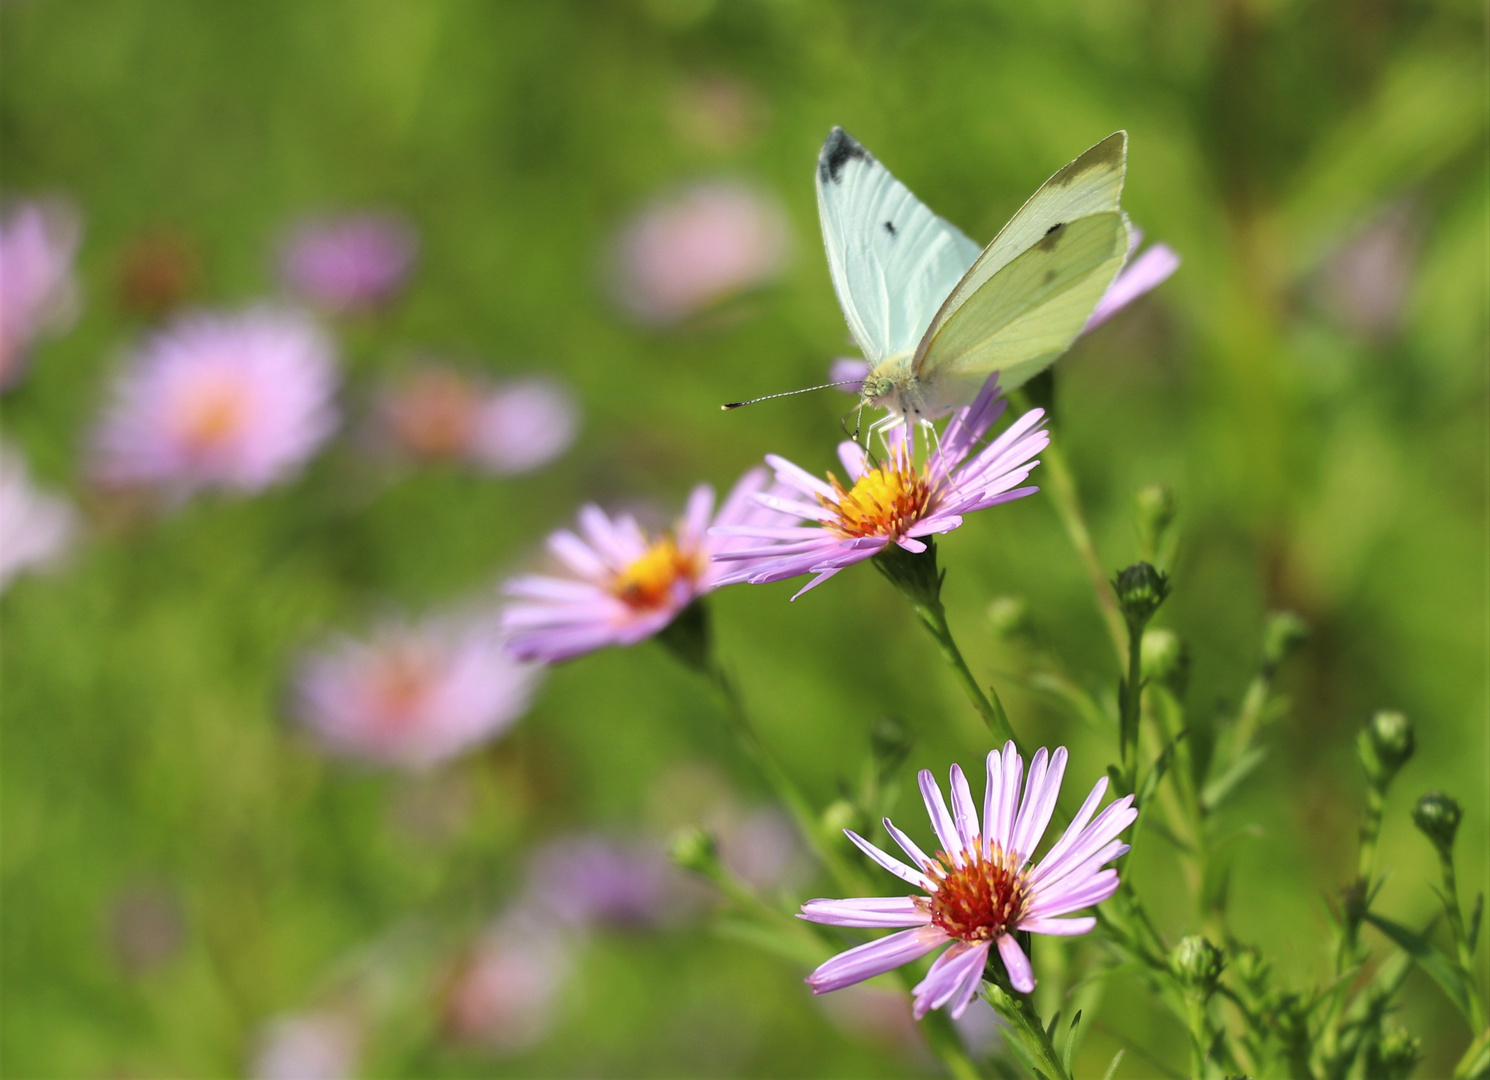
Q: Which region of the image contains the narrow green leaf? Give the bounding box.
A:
[1469,892,1483,956]
[1363,911,1478,1025]
[1099,1049,1126,1080]
[1062,1010,1083,1076]
[1201,746,1268,809]
[1137,729,1186,808]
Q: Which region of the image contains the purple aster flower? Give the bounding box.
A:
[526,834,689,930]
[0,442,77,593]
[501,468,796,663]
[250,1011,359,1080]
[293,614,542,769]
[611,181,790,325]
[0,199,81,389]
[278,213,417,314]
[91,308,338,496]
[713,376,1048,599]
[801,743,1136,1017]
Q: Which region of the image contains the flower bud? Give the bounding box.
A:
[869,716,913,777]
[1368,1027,1421,1080]
[1261,611,1308,673]
[1412,791,1462,855]
[1112,562,1170,632]
[986,596,1031,640]
[1140,628,1188,691]
[669,827,720,875]
[1358,711,1414,787]
[1134,484,1176,557]
[1171,935,1224,996]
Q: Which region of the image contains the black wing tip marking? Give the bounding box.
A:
[1050,131,1127,188]
[819,127,872,184]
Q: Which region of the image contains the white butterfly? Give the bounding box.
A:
[816,128,1132,437]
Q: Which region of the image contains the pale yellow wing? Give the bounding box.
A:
[913,211,1130,401]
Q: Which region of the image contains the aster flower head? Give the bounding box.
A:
[443,909,572,1053]
[278,212,417,314]
[293,614,542,769]
[0,198,82,389]
[611,181,790,325]
[525,834,689,930]
[501,467,795,663]
[801,743,1136,1018]
[713,376,1048,599]
[0,442,77,594]
[91,308,339,496]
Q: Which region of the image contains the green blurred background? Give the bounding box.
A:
[2,0,1485,1076]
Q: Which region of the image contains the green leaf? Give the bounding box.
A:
[1062,1010,1083,1077]
[1363,911,1479,1026]
[1099,1049,1126,1080]
[1201,746,1268,810]
[1137,729,1186,808]
[1045,1008,1062,1043]
[1470,892,1483,956]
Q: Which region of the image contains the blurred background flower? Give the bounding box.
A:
[442,912,571,1055]
[292,613,541,769]
[0,441,76,592]
[609,181,790,325]
[277,212,418,315]
[0,197,80,389]
[249,1011,360,1080]
[90,308,339,496]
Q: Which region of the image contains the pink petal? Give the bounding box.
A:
[806,925,949,994]
[799,897,930,928]
[997,933,1035,994]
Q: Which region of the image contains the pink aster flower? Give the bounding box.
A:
[381,366,578,475]
[801,743,1136,1018]
[0,442,77,593]
[91,308,338,495]
[278,213,417,314]
[611,181,790,325]
[713,376,1047,598]
[0,199,81,389]
[501,467,794,663]
[293,614,541,769]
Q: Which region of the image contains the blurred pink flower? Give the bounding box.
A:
[444,911,571,1053]
[801,743,1136,1016]
[525,834,692,930]
[382,366,578,475]
[500,468,796,663]
[715,806,809,894]
[713,377,1047,599]
[1318,202,1418,340]
[1084,233,1181,332]
[250,1012,359,1080]
[294,614,542,769]
[612,181,790,325]
[278,213,417,314]
[0,442,77,593]
[91,308,339,495]
[0,199,81,389]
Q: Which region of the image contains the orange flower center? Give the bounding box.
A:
[388,370,478,459]
[369,648,436,731]
[177,377,249,453]
[821,453,937,540]
[928,845,1028,942]
[612,536,701,611]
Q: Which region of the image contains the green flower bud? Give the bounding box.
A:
[669,826,720,875]
[1368,1026,1421,1080]
[869,716,913,777]
[1358,711,1414,787]
[821,799,860,837]
[1134,484,1176,556]
[1260,611,1308,673]
[1112,562,1170,632]
[1140,627,1189,690]
[1171,935,1224,996]
[1412,791,1462,855]
[986,596,1031,640]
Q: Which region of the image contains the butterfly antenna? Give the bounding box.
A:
[721,381,861,411]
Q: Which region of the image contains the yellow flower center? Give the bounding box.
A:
[612,536,701,610]
[178,377,249,453]
[821,453,937,539]
[928,844,1029,943]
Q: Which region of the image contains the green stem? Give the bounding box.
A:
[1452,1025,1490,1080]
[913,595,1019,750]
[1118,619,1143,792]
[1438,849,1487,1026]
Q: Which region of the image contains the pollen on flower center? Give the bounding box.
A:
[612,536,700,610]
[177,379,250,452]
[822,454,937,540]
[928,845,1029,942]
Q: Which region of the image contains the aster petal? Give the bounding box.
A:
[982,748,1003,859]
[992,742,1022,853]
[1011,747,1067,866]
[1008,747,1049,861]
[711,467,768,530]
[1029,776,1108,877]
[788,567,846,600]
[912,939,991,1020]
[799,897,930,928]
[836,440,868,481]
[905,514,963,537]
[948,765,980,854]
[1018,915,1097,937]
[1084,243,1180,331]
[996,933,1035,993]
[707,525,825,540]
[1028,795,1136,890]
[500,575,605,604]
[763,454,835,499]
[546,529,609,579]
[844,830,935,891]
[805,925,949,995]
[918,770,964,867]
[895,535,927,554]
[676,484,716,549]
[1028,843,1130,910]
[750,491,833,521]
[1025,869,1120,919]
[882,817,936,880]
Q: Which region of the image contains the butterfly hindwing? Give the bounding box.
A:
[816,128,982,365]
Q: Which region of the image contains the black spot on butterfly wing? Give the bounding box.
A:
[1035,222,1066,252]
[819,127,872,185]
[883,221,897,237]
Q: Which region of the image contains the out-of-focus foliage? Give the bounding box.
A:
[1,0,1484,1076]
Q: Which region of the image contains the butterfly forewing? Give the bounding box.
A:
[913,131,1128,378]
[816,128,982,364]
[916,212,1131,398]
